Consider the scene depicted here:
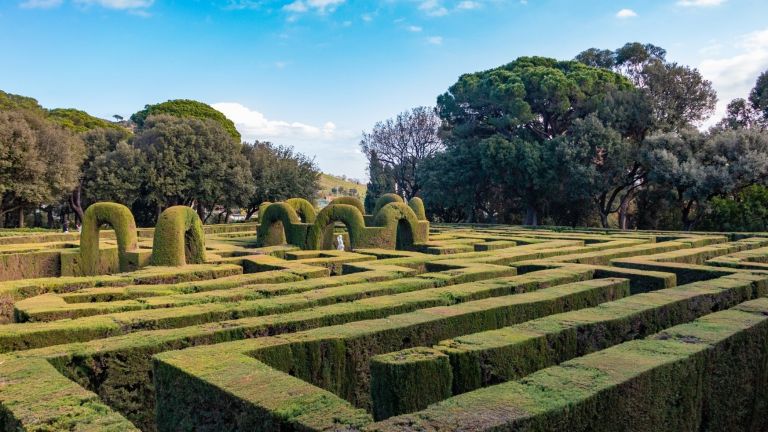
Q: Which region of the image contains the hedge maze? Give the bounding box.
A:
[1,197,768,431]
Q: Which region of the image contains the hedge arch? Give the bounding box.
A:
[257,202,304,247]
[285,198,317,224]
[329,196,365,215]
[408,197,427,221]
[373,193,404,216]
[79,202,138,275]
[373,202,424,249]
[306,204,366,250]
[150,206,206,266]
[258,202,271,222]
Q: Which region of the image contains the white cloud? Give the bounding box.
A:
[419,0,448,17]
[677,0,726,7]
[616,8,637,18]
[427,35,443,45]
[212,102,349,141]
[457,1,480,10]
[362,13,373,21]
[213,102,365,179]
[282,0,344,14]
[699,28,768,125]
[407,25,422,32]
[19,0,63,8]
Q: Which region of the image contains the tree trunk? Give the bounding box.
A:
[17,207,24,228]
[618,197,630,230]
[524,206,538,226]
[599,212,609,228]
[245,207,257,221]
[34,209,42,227]
[69,186,84,224]
[46,207,54,228]
[224,209,231,224]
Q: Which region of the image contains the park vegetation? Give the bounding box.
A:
[0,96,320,228]
[363,42,768,231]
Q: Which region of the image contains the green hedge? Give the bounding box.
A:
[408,197,427,220]
[306,204,367,250]
[330,196,366,214]
[285,198,317,223]
[373,193,404,215]
[150,206,206,266]
[79,202,138,275]
[256,202,309,248]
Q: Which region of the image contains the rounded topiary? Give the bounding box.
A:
[407,197,427,221]
[373,193,404,215]
[285,198,317,224]
[329,196,365,215]
[373,202,424,249]
[150,206,206,266]
[80,202,138,275]
[257,202,302,247]
[258,202,271,222]
[306,204,366,250]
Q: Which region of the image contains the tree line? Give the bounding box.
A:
[363,42,768,231]
[0,96,320,228]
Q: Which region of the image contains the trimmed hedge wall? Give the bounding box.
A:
[373,193,404,216]
[285,198,317,223]
[330,196,366,214]
[150,206,206,266]
[79,202,138,275]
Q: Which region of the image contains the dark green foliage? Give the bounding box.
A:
[79,202,138,275]
[242,141,320,219]
[370,347,452,420]
[256,202,307,248]
[700,185,768,232]
[130,99,240,141]
[365,150,396,214]
[151,206,206,266]
[749,70,768,120]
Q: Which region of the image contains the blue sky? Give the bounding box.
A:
[2,0,768,180]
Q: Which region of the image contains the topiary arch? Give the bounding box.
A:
[373,193,404,215]
[408,197,427,221]
[373,202,424,249]
[329,196,366,215]
[150,206,206,266]
[79,202,139,275]
[256,202,306,247]
[306,204,367,250]
[285,198,317,224]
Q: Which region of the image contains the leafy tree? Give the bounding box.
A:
[700,185,768,232]
[48,108,123,134]
[84,141,146,208]
[0,110,83,227]
[430,56,633,224]
[715,98,765,131]
[131,99,241,141]
[134,114,252,220]
[364,150,396,214]
[576,42,717,131]
[241,141,319,219]
[750,70,768,120]
[360,106,442,199]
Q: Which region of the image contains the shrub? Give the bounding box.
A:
[373,193,404,215]
[306,204,367,250]
[285,198,317,223]
[330,196,366,214]
[79,202,138,275]
[151,206,206,266]
[407,197,427,220]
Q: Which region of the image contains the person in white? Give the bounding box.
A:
[336,234,345,251]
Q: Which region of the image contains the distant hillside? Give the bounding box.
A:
[318,173,367,201]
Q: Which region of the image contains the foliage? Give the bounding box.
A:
[242,141,320,219]
[151,206,206,266]
[79,202,138,275]
[130,99,241,141]
[700,185,768,232]
[750,70,768,120]
[133,114,253,218]
[48,108,124,134]
[0,109,84,226]
[365,150,396,214]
